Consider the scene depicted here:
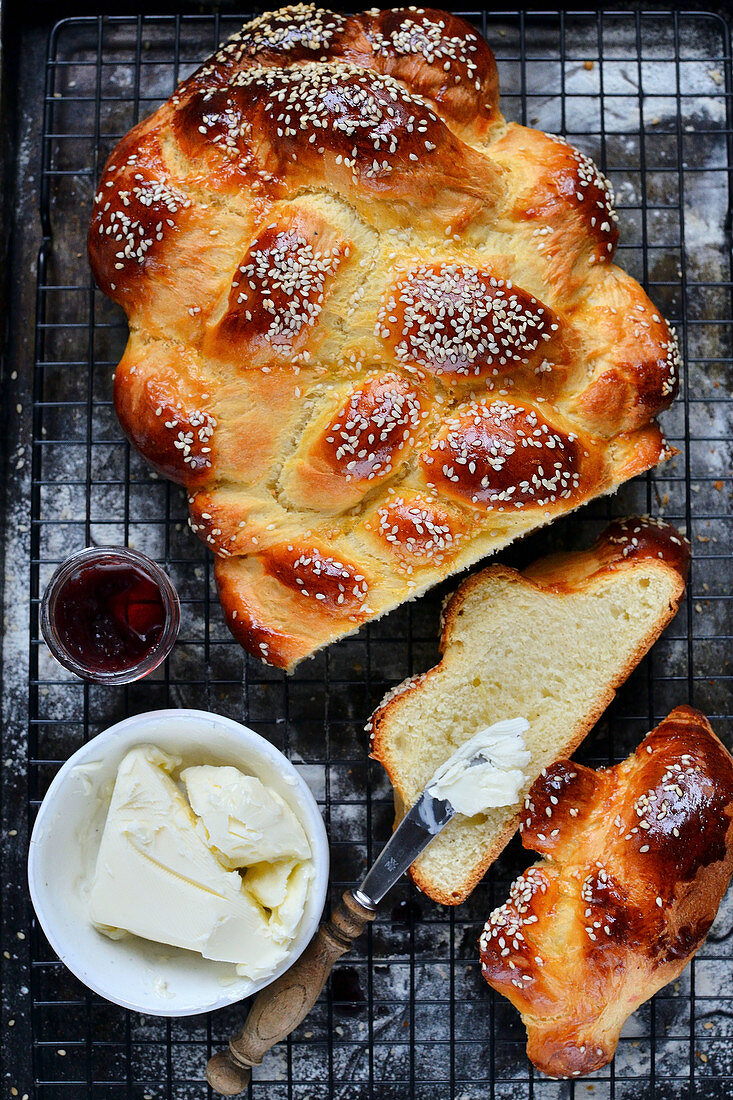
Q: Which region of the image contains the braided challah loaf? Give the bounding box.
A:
[89,5,679,669]
[480,706,733,1079]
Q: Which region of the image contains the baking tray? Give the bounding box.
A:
[1,6,732,1098]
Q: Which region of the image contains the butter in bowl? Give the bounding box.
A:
[27,710,329,1016]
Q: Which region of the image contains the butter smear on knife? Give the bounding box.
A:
[426,718,531,817]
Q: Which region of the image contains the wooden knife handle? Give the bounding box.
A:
[206,890,376,1096]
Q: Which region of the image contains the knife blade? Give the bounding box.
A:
[353,787,456,908]
[354,715,531,908]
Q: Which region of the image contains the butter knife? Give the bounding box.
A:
[206,785,457,1095]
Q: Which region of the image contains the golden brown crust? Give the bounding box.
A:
[568,267,680,437]
[215,538,374,667]
[490,125,619,294]
[370,516,690,904]
[419,399,602,512]
[91,5,679,669]
[377,263,559,385]
[363,490,469,568]
[479,706,733,1079]
[523,513,691,589]
[173,55,500,229]
[112,339,216,488]
[206,210,351,367]
[356,8,500,135]
[180,6,501,137]
[283,373,432,513]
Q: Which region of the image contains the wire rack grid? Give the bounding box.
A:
[22,6,733,1099]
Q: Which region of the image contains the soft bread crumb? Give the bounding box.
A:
[372,561,685,904]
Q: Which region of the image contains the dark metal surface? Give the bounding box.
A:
[2,7,733,1099]
[358,792,455,908]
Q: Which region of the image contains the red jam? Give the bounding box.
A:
[53,560,167,674]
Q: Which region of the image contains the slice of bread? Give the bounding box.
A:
[369,517,690,905]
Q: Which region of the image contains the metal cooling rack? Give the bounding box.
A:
[7,6,733,1098]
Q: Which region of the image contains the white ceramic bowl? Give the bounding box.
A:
[28,709,329,1017]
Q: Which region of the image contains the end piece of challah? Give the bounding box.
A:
[89,5,679,669]
[480,705,733,1079]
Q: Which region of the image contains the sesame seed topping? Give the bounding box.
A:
[94,174,192,277]
[378,264,553,380]
[422,399,582,510]
[224,60,444,181]
[91,4,681,682]
[323,375,426,483]
[372,14,480,85]
[212,4,347,64]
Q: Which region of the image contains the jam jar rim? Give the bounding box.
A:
[40,545,181,685]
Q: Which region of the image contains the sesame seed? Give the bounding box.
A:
[378,263,552,380]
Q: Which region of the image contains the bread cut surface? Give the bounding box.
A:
[89,5,679,669]
[479,705,733,1078]
[370,517,690,904]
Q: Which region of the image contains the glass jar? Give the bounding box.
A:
[40,545,180,684]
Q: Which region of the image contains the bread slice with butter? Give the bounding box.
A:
[369,517,690,905]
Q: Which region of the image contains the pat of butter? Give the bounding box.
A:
[245,859,296,909]
[89,745,312,981]
[181,765,311,869]
[427,718,531,817]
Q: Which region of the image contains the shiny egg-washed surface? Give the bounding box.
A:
[89,4,680,669]
[480,706,733,1080]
